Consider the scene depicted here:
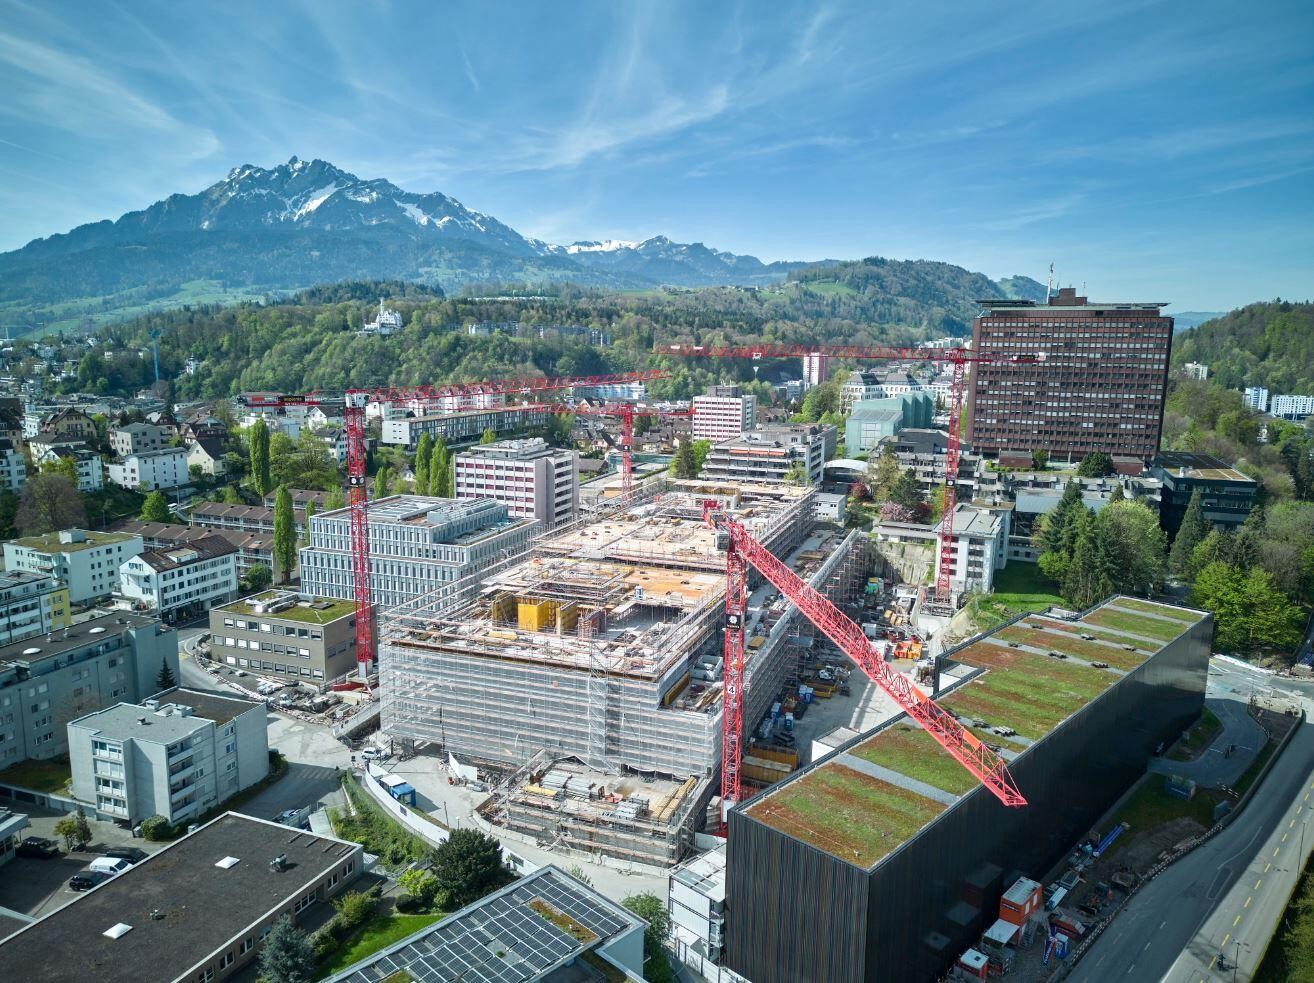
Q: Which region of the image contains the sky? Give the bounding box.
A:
[0,0,1311,311]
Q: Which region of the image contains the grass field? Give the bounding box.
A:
[1256,852,1314,982]
[995,623,1149,671]
[1035,617,1156,653]
[968,565,1065,630]
[853,725,978,796]
[747,763,945,867]
[319,912,446,974]
[0,756,72,794]
[1109,597,1199,622]
[1086,607,1188,641]
[1102,774,1225,858]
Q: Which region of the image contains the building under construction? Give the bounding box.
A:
[380,480,867,865]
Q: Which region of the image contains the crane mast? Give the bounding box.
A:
[704,503,1027,813]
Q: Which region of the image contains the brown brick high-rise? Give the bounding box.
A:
[966,287,1173,463]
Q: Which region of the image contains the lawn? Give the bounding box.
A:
[995,623,1149,671]
[853,724,978,796]
[1233,739,1277,796]
[748,763,945,867]
[1085,607,1189,642]
[223,592,356,623]
[0,756,71,794]
[1256,852,1314,982]
[968,565,1065,630]
[1035,617,1156,653]
[1102,774,1227,858]
[1108,597,1199,622]
[319,911,446,975]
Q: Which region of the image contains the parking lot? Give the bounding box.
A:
[0,805,169,923]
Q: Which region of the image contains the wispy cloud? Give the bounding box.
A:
[458,44,481,92]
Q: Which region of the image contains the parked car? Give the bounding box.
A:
[89,856,131,876]
[68,870,114,891]
[273,808,310,829]
[102,847,148,865]
[16,837,60,859]
[361,747,385,760]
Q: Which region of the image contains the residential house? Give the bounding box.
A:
[119,536,239,620]
[185,437,227,477]
[4,529,143,605]
[107,447,188,490]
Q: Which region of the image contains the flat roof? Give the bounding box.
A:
[0,813,360,983]
[324,866,643,983]
[0,612,159,668]
[7,530,138,554]
[216,592,356,624]
[1153,452,1254,484]
[152,687,263,726]
[742,596,1206,869]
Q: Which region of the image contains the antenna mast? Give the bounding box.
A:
[1045,262,1054,302]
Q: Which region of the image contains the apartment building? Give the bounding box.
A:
[298,496,539,611]
[691,385,757,442]
[189,502,307,537]
[0,813,363,983]
[1271,394,1314,419]
[0,612,178,765]
[0,440,24,494]
[888,428,985,501]
[454,437,578,526]
[27,437,104,493]
[802,352,829,388]
[1182,362,1209,381]
[68,688,267,825]
[185,436,227,476]
[119,536,239,619]
[109,422,169,456]
[209,591,358,688]
[381,405,549,448]
[107,446,188,491]
[932,503,1008,595]
[0,571,71,646]
[113,520,280,583]
[4,529,143,604]
[967,287,1174,462]
[701,424,836,485]
[36,407,96,444]
[1242,386,1270,412]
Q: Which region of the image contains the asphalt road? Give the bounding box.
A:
[1072,668,1314,982]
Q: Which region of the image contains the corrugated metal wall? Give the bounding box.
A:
[729,617,1211,983]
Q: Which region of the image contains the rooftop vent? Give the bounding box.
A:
[21,647,40,656]
[215,856,240,869]
[149,909,164,921]
[103,923,133,939]
[137,717,148,725]
[89,626,106,635]
[269,854,288,872]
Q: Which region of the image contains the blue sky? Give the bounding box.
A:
[0,0,1311,310]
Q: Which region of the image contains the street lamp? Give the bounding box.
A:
[1234,939,1240,982]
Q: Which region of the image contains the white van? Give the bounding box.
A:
[89,856,131,876]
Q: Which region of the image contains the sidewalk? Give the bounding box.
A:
[1148,696,1266,788]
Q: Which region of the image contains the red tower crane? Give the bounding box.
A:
[265,369,668,682]
[703,502,1027,814]
[664,343,1041,605]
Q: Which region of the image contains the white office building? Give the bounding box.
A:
[107,447,188,491]
[1183,362,1209,381]
[0,439,24,493]
[454,437,578,526]
[932,503,1009,595]
[118,536,239,619]
[1243,387,1270,413]
[4,529,144,604]
[691,386,757,442]
[1270,394,1314,419]
[802,352,829,389]
[68,688,268,825]
[701,424,836,486]
[298,496,540,610]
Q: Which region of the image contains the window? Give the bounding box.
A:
[239,938,253,955]
[218,952,233,970]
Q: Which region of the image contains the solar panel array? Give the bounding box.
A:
[335,870,632,983]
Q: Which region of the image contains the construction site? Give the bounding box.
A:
[379,480,870,866]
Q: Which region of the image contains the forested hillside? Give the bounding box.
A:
[1171,301,1314,393]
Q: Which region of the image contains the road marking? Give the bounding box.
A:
[1255,878,1263,889]
[1284,832,1289,842]
[1274,847,1282,857]
[1245,897,1252,908]
[1223,933,1230,946]
[1292,819,1298,828]
[1235,915,1242,926]
[1266,863,1272,872]
[1208,956,1218,970]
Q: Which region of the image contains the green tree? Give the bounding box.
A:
[796,381,840,422]
[783,461,810,486]
[398,868,441,909]
[155,658,176,691]
[430,438,451,496]
[887,469,923,510]
[1061,511,1117,609]
[1096,500,1167,596]
[1031,448,1049,470]
[1170,489,1209,575]
[928,485,947,523]
[272,485,297,585]
[1108,482,1125,503]
[324,487,346,511]
[15,473,85,535]
[221,484,244,505]
[140,490,171,523]
[40,454,79,485]
[623,891,671,979]
[54,809,92,851]
[690,439,712,476]
[867,447,902,502]
[669,440,697,479]
[414,433,434,494]
[373,466,392,500]
[1076,451,1114,477]
[1035,480,1087,585]
[301,501,315,546]
[479,427,497,445]
[1189,562,1303,655]
[432,829,504,908]
[244,562,272,593]
[0,491,18,539]
[258,916,316,983]
[249,418,271,495]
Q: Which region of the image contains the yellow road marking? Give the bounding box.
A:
[1255,878,1263,889]
[1223,933,1230,946]
[1245,897,1252,908]
[1235,914,1243,925]
[1266,863,1272,872]
[1291,819,1298,828]
[1283,832,1289,842]
[1275,847,1282,857]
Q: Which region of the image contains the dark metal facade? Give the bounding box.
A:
[727,617,1210,983]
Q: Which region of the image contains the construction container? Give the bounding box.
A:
[999,877,1043,926]
[750,745,800,768]
[742,754,793,785]
[955,949,989,981]
[518,598,557,631]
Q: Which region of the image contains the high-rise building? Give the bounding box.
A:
[453,437,578,526]
[691,386,757,442]
[1270,394,1314,419]
[966,287,1173,462]
[802,352,829,389]
[1243,387,1270,412]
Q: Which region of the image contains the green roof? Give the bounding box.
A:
[8,530,137,554]
[217,592,355,624]
[743,595,1207,868]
